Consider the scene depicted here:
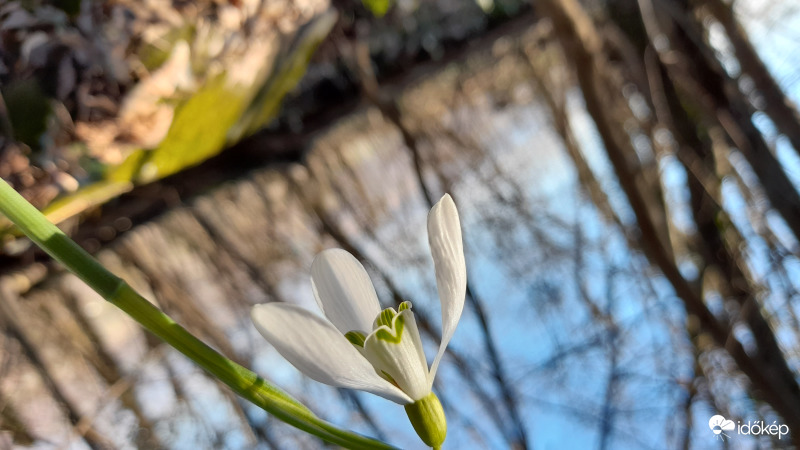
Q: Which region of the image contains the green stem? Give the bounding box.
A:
[0,178,395,450]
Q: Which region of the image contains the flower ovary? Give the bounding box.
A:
[405,392,447,448]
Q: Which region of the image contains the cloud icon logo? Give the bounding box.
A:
[709,415,735,440]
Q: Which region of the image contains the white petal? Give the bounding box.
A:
[363,309,430,401]
[251,303,412,404]
[311,249,381,334]
[427,194,466,382]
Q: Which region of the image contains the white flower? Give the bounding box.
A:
[251,194,466,447]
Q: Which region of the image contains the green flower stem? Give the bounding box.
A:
[0,178,395,450]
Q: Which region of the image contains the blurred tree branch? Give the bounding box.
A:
[537,0,800,439]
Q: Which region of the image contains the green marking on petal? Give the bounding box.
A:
[345,331,366,347]
[375,313,405,344]
[398,301,412,312]
[375,307,397,329]
[381,370,400,388]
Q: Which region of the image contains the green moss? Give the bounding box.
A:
[108,149,148,183]
[133,77,247,184]
[362,0,393,17]
[139,26,197,71]
[20,12,338,229]
[230,10,338,141]
[39,180,134,226]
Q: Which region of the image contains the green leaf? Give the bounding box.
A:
[2,79,50,150]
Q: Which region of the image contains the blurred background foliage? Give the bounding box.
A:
[1,0,800,448]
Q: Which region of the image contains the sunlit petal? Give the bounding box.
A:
[311,249,381,334]
[427,194,466,381]
[363,309,430,401]
[251,303,412,404]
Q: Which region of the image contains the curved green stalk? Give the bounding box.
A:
[0,177,395,450]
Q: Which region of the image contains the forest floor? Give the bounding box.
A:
[0,0,525,208]
[0,0,532,265]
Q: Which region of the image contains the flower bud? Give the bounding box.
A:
[404,392,447,449]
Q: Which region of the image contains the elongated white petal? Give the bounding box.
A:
[427,194,466,382]
[363,309,430,401]
[251,303,412,404]
[311,249,381,334]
